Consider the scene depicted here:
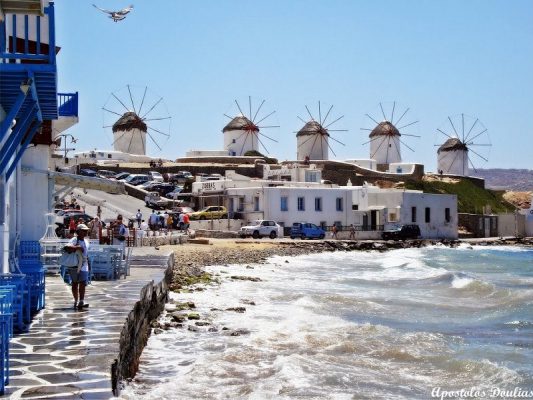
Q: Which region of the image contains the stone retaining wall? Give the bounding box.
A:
[111,253,175,396]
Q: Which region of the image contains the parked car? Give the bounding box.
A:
[144,192,170,209]
[96,169,116,179]
[169,171,193,184]
[189,206,228,220]
[290,222,326,240]
[165,186,184,199]
[381,224,421,240]
[79,168,97,177]
[112,172,130,181]
[122,174,150,186]
[239,220,282,239]
[148,171,164,182]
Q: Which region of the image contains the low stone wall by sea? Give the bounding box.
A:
[111,253,175,396]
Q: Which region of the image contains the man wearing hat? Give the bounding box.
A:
[64,223,91,309]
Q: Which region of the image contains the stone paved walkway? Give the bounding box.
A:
[2,249,172,399]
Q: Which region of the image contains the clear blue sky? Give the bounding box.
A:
[54,0,533,170]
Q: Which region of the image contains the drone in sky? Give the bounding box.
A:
[93,4,134,22]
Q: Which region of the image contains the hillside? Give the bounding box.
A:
[404,177,517,214]
[473,168,533,191]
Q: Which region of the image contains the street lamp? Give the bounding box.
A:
[55,133,78,159]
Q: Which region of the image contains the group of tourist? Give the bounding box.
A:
[135,209,190,233]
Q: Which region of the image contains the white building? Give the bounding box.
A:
[69,149,159,165]
[191,165,458,239]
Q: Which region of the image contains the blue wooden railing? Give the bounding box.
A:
[58,93,79,118]
[0,2,56,66]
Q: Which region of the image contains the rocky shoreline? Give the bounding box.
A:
[168,237,533,292]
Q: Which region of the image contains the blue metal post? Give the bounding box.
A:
[0,88,30,142]
[0,107,37,174]
[46,2,55,65]
[6,121,42,180]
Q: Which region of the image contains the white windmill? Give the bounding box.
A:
[436,114,491,176]
[296,102,346,161]
[361,102,420,165]
[223,97,279,156]
[102,85,171,155]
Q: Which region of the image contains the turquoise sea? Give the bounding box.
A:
[123,245,533,399]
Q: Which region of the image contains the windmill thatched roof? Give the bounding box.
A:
[112,111,147,133]
[438,138,468,153]
[223,115,258,133]
[296,120,329,137]
[369,121,400,138]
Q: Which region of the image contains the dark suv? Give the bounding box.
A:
[381,224,421,240]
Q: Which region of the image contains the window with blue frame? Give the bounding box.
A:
[297,197,305,211]
[280,196,288,211]
[336,197,343,211]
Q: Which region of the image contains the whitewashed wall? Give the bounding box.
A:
[370,135,401,164]
[20,145,50,240]
[113,129,147,155]
[224,129,258,156]
[437,150,468,176]
[297,134,328,160]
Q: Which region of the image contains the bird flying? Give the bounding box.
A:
[93,4,134,22]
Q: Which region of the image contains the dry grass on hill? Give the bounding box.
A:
[503,191,532,209]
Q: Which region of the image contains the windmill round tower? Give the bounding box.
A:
[362,102,420,167]
[369,121,402,164]
[103,85,172,155]
[296,102,346,161]
[297,121,329,160]
[223,97,279,157]
[435,114,490,176]
[112,111,147,155]
[437,138,469,175]
[223,115,259,156]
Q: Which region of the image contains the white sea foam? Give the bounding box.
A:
[451,274,475,288]
[124,246,533,399]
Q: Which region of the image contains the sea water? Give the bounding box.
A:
[122,245,533,399]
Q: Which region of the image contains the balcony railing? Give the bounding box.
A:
[0,2,56,66]
[58,92,78,117]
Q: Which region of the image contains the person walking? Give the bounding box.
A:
[166,214,173,232]
[88,216,102,240]
[183,212,190,235]
[111,214,128,252]
[64,223,90,309]
[68,217,77,237]
[349,224,356,240]
[135,209,142,228]
[149,209,158,230]
[331,224,338,239]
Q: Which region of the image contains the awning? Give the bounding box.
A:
[367,205,386,210]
